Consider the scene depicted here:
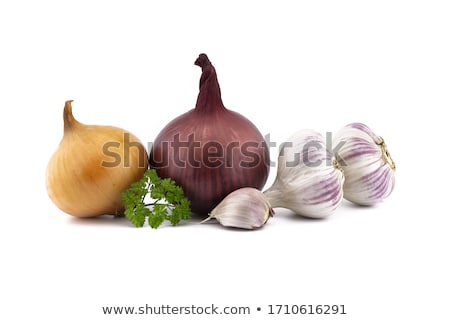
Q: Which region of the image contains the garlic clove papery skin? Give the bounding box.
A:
[264,130,345,218]
[46,100,148,218]
[332,123,395,206]
[201,187,274,230]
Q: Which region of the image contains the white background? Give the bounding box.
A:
[1,0,449,319]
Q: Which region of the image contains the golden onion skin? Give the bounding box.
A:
[46,100,148,218]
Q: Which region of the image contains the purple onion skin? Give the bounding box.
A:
[149,54,270,215]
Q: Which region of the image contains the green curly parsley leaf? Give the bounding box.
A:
[122,169,191,228]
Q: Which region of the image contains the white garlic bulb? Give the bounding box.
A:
[201,187,274,230]
[332,123,395,205]
[264,130,345,218]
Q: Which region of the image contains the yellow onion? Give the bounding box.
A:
[46,100,148,217]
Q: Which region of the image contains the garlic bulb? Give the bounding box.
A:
[201,187,274,229]
[46,100,148,217]
[264,130,345,218]
[332,122,395,205]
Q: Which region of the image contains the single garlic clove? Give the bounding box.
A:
[332,122,395,205]
[264,130,345,218]
[201,187,274,230]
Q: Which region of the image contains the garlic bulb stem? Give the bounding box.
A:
[261,182,285,208]
[378,138,396,170]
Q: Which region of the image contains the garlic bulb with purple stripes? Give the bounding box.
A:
[264,130,345,218]
[332,123,395,205]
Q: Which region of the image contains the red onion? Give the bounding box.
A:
[149,54,270,215]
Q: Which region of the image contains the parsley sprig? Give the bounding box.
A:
[121,169,191,228]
